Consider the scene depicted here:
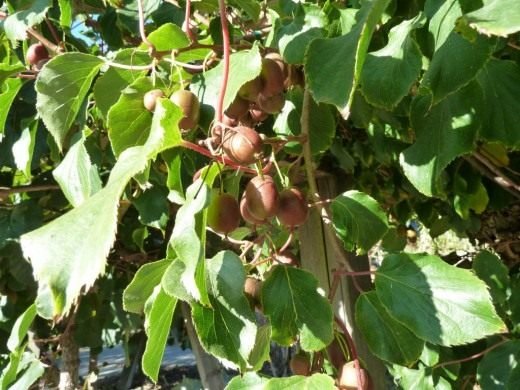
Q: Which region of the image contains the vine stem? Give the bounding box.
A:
[27,28,61,54]
[433,338,509,370]
[334,316,364,390]
[180,140,255,173]
[0,184,60,196]
[300,89,355,272]
[137,0,156,55]
[183,0,197,43]
[216,0,231,124]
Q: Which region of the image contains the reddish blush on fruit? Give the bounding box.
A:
[26,43,49,66]
[222,126,263,165]
[245,175,279,220]
[240,195,266,225]
[276,187,308,227]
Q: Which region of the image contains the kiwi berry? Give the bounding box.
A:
[26,43,49,66]
[170,89,200,130]
[238,77,263,102]
[222,126,263,165]
[257,93,285,114]
[289,352,311,376]
[261,57,285,97]
[276,187,308,227]
[240,195,266,225]
[338,361,372,390]
[143,89,165,112]
[245,175,279,220]
[207,193,240,234]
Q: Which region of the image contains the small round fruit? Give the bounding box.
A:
[290,352,311,376]
[274,250,299,266]
[207,193,240,234]
[170,89,200,130]
[327,339,347,370]
[238,77,263,102]
[264,52,288,80]
[261,58,285,97]
[143,89,165,112]
[249,105,269,122]
[245,175,279,220]
[240,196,266,225]
[222,126,263,165]
[338,361,371,390]
[225,96,250,120]
[32,58,49,72]
[257,93,285,114]
[244,277,262,308]
[26,43,49,65]
[276,187,308,227]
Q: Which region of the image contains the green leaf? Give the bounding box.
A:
[7,304,37,352]
[262,265,333,351]
[12,121,37,179]
[476,59,520,148]
[0,63,25,86]
[58,0,72,27]
[330,190,389,254]
[375,253,507,346]
[191,251,257,370]
[356,292,424,365]
[93,49,150,118]
[400,82,482,197]
[107,76,154,157]
[390,366,434,389]
[3,0,52,41]
[473,251,510,306]
[273,87,335,155]
[460,0,520,37]
[305,0,391,118]
[360,14,425,109]
[225,372,268,390]
[421,33,494,104]
[144,23,190,51]
[248,325,271,371]
[6,356,44,390]
[229,0,261,21]
[52,135,102,207]
[264,373,336,389]
[191,44,262,112]
[133,186,170,230]
[36,53,104,151]
[477,340,520,389]
[428,0,462,50]
[0,78,24,136]
[123,259,171,314]
[142,286,177,383]
[20,100,182,319]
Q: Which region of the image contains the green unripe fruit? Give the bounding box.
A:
[143,89,165,112]
[207,193,240,234]
[245,175,279,220]
[170,89,200,130]
[238,77,263,102]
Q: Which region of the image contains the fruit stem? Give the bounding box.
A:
[334,316,364,390]
[216,0,231,124]
[271,150,288,188]
[255,160,265,180]
[45,18,62,47]
[27,28,61,54]
[300,89,355,273]
[278,230,294,253]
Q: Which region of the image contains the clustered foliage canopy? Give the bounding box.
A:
[1,0,520,389]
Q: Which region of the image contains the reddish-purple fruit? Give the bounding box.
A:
[245,175,279,220]
[143,89,165,112]
[32,58,49,72]
[225,96,250,120]
[222,126,263,165]
[276,187,308,227]
[170,90,200,130]
[261,58,285,97]
[238,77,263,102]
[240,196,266,225]
[26,43,49,65]
[264,52,288,80]
[289,352,311,376]
[249,104,269,122]
[207,193,240,234]
[338,362,372,390]
[257,93,285,114]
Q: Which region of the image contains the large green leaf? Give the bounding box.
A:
[428,0,461,50]
[375,253,506,346]
[3,0,52,41]
[123,259,171,314]
[229,0,261,21]
[225,372,268,390]
[225,372,335,390]
[477,340,520,389]
[36,53,104,151]
[93,49,150,118]
[0,63,25,86]
[0,78,24,136]
[476,59,520,148]
[7,304,37,352]
[356,292,424,365]
[460,0,520,37]
[473,251,510,306]
[262,265,333,351]
[273,87,335,155]
[421,33,494,104]
[330,190,389,254]
[191,44,262,111]
[360,14,424,109]
[191,251,257,370]
[20,100,182,319]
[142,286,177,383]
[305,0,391,118]
[52,135,102,207]
[107,76,154,157]
[390,366,434,390]
[145,22,190,51]
[400,82,482,197]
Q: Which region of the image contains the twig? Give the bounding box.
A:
[137,0,156,56]
[334,316,363,390]
[473,152,520,194]
[183,0,197,43]
[16,73,37,80]
[464,156,520,200]
[45,18,62,47]
[433,339,509,369]
[507,42,520,51]
[215,0,231,124]
[27,28,61,54]
[0,184,60,196]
